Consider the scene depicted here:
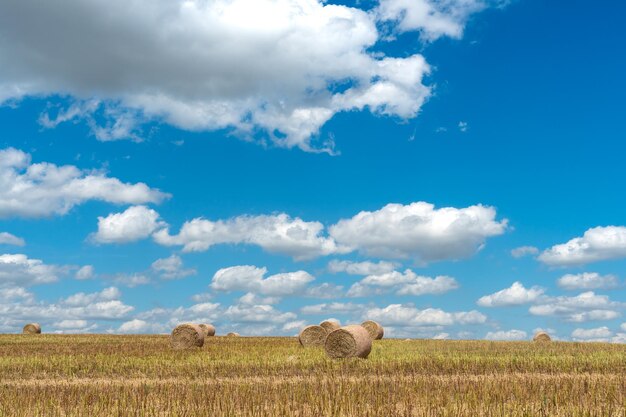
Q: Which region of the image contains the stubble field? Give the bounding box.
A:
[0,334,624,416]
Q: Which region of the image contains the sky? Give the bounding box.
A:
[1,0,625,342]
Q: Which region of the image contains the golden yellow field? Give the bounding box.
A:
[0,334,625,416]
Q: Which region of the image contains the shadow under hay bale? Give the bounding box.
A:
[325,325,372,359]
[198,323,216,338]
[533,331,552,342]
[170,323,205,350]
[319,320,340,333]
[298,325,328,347]
[22,323,41,334]
[361,320,384,340]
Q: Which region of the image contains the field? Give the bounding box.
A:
[0,335,625,416]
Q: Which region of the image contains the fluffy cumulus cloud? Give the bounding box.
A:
[75,265,95,280]
[151,255,196,280]
[211,265,314,297]
[0,232,25,246]
[510,246,539,258]
[0,148,168,218]
[347,269,458,297]
[539,226,626,266]
[328,259,398,275]
[0,254,63,286]
[366,304,487,327]
[529,292,623,323]
[0,285,133,333]
[485,329,527,341]
[571,327,613,342]
[0,0,501,151]
[329,202,507,262]
[300,302,365,315]
[92,206,165,244]
[557,272,620,291]
[477,282,545,307]
[377,0,489,40]
[154,214,349,260]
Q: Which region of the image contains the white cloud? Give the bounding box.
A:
[154,214,348,260]
[300,302,365,315]
[327,259,398,275]
[53,319,89,330]
[329,202,507,262]
[571,326,612,342]
[75,265,95,280]
[510,246,539,258]
[305,283,345,299]
[0,287,34,303]
[485,329,527,341]
[61,287,121,307]
[0,148,168,218]
[0,232,25,246]
[539,226,626,266]
[0,0,465,152]
[557,272,619,291]
[377,0,488,41]
[151,255,196,280]
[0,254,62,286]
[622,323,626,332]
[92,205,165,244]
[211,265,314,297]
[224,304,296,324]
[477,282,544,307]
[113,273,151,288]
[117,319,164,334]
[529,291,623,322]
[347,269,458,297]
[365,304,487,326]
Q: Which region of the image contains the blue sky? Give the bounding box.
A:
[1,0,625,341]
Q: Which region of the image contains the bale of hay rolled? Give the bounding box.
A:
[226,332,240,337]
[298,325,328,347]
[22,323,41,334]
[325,325,372,359]
[319,320,341,333]
[198,323,216,337]
[533,331,552,342]
[170,323,205,349]
[361,320,384,340]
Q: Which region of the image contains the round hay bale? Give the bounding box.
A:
[198,323,216,337]
[533,331,552,342]
[226,332,240,337]
[22,323,41,334]
[298,325,328,347]
[325,325,372,359]
[361,320,384,340]
[319,320,341,333]
[170,323,205,350]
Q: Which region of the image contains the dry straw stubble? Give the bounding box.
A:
[170,323,205,350]
[22,323,41,334]
[298,325,328,347]
[325,325,372,359]
[361,320,384,340]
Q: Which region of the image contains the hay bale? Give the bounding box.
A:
[226,332,240,337]
[319,320,341,333]
[22,323,41,334]
[533,331,552,342]
[361,320,384,340]
[170,323,205,349]
[198,323,216,337]
[298,325,328,347]
[325,325,372,359]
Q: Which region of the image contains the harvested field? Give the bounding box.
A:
[0,334,624,416]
